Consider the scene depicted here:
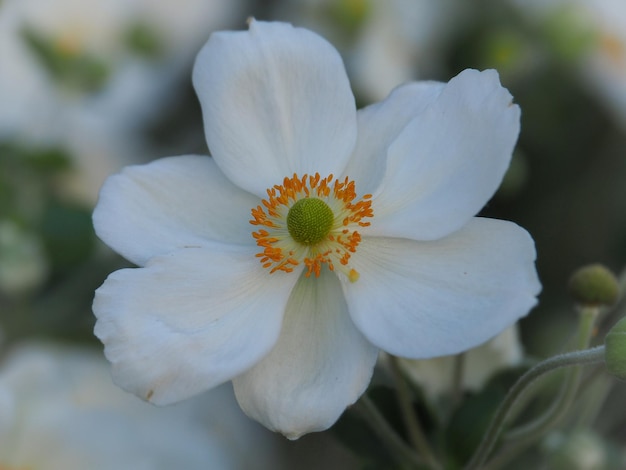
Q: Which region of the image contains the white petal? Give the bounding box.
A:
[193,20,357,197]
[93,246,301,405]
[93,155,259,266]
[343,218,541,358]
[343,81,445,196]
[367,69,521,240]
[232,270,378,439]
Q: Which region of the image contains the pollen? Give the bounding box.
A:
[250,173,373,281]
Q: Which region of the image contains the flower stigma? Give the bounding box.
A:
[250,173,373,282]
[287,198,334,245]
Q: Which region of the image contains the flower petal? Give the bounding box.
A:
[93,155,259,266]
[343,218,541,358]
[343,81,445,196]
[93,246,300,405]
[367,69,521,240]
[193,20,357,197]
[232,270,378,439]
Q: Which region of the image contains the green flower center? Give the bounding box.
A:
[287,197,334,245]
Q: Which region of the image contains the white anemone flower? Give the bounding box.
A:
[93,20,541,439]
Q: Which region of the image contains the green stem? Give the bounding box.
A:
[389,355,442,470]
[484,362,613,470]
[451,353,466,409]
[504,308,597,443]
[354,394,424,468]
[463,340,605,470]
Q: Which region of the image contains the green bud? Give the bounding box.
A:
[605,317,626,381]
[567,264,620,308]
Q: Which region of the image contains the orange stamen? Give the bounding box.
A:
[249,173,373,281]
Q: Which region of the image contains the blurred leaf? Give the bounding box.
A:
[445,365,529,466]
[541,7,598,64]
[476,28,534,78]
[327,0,371,37]
[21,27,110,92]
[0,141,71,223]
[22,146,72,173]
[40,204,95,271]
[0,141,71,172]
[125,22,164,59]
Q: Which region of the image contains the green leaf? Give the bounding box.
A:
[445,365,529,466]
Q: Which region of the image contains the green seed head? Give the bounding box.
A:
[287,198,334,245]
[568,264,620,308]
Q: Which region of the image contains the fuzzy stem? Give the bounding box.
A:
[389,355,442,470]
[463,341,605,470]
[504,307,597,442]
[354,394,424,468]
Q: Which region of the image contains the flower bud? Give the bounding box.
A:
[567,264,620,308]
[605,317,626,381]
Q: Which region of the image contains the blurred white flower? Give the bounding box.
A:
[0,0,243,204]
[92,20,540,438]
[544,429,610,470]
[275,0,467,101]
[0,342,286,470]
[390,325,523,399]
[510,0,626,127]
[348,0,467,101]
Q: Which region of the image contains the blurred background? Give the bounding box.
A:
[0,0,625,468]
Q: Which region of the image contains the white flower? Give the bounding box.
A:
[390,325,524,400]
[93,20,541,439]
[0,342,285,470]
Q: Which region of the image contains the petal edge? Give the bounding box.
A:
[93,246,300,404]
[193,20,357,197]
[344,218,541,358]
